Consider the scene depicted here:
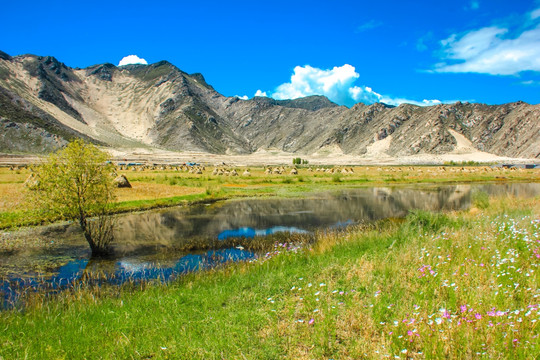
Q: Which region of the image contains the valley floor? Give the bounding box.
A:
[1,146,539,167]
[1,165,539,230]
[0,195,538,359]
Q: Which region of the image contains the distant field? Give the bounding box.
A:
[0,165,538,229]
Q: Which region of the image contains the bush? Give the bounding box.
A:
[30,140,116,257]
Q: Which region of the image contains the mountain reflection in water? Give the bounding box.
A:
[1,183,539,308]
[218,226,308,240]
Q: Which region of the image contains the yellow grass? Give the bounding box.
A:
[0,166,538,215]
[115,182,205,202]
[0,183,27,212]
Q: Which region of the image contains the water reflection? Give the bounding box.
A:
[1,182,539,308]
[218,226,308,240]
[1,248,255,308]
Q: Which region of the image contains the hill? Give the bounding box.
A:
[0,51,538,159]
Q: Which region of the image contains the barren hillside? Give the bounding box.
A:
[0,51,538,159]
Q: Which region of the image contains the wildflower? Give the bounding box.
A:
[475,313,482,320]
[435,318,443,325]
[308,318,315,325]
[442,310,451,319]
[460,305,467,313]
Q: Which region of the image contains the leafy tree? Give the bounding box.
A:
[31,140,116,257]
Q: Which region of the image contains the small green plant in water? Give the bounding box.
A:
[472,190,490,209]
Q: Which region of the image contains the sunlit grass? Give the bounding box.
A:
[0,196,538,358]
[0,165,538,229]
[115,182,205,202]
[0,183,26,212]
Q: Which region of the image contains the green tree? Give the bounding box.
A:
[31,140,116,257]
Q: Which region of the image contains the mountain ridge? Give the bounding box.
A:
[0,51,538,159]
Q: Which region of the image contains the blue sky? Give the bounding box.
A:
[2,0,540,106]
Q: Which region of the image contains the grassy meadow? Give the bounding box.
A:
[0,194,538,359]
[0,164,538,229]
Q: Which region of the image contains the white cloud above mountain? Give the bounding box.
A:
[270,64,444,107]
[433,9,540,75]
[118,55,148,66]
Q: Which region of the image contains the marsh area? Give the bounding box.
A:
[2,182,539,308]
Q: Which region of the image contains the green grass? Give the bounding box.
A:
[1,196,538,359]
[1,166,538,229]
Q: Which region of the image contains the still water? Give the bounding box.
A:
[1,183,539,307]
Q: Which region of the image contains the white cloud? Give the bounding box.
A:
[234,95,249,100]
[118,55,148,66]
[273,64,363,106]
[520,79,540,86]
[355,20,383,33]
[470,1,480,10]
[531,8,540,19]
[254,90,267,97]
[270,64,450,107]
[433,11,540,75]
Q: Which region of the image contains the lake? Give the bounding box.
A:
[1,182,539,308]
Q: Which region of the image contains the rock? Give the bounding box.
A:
[0,50,12,60]
[114,175,132,188]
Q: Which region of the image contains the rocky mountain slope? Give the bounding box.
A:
[0,51,538,158]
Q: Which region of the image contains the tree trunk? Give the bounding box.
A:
[79,216,109,257]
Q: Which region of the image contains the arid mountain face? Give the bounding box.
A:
[0,52,538,158]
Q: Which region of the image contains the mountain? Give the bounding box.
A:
[0,51,538,159]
